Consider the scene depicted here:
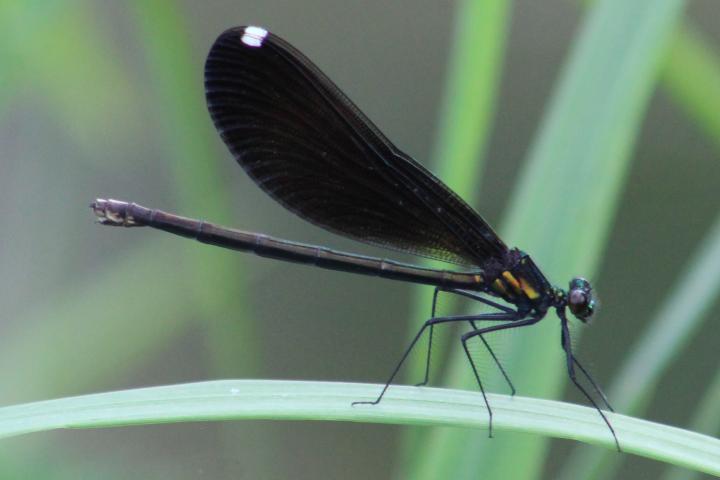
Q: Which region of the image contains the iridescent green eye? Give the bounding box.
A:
[587,299,596,313]
[569,277,591,292]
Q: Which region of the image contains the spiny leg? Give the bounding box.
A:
[354,312,520,407]
[457,289,519,394]
[559,313,621,452]
[353,319,432,407]
[460,315,543,437]
[572,356,614,412]
[416,287,520,388]
[415,321,434,388]
[469,320,516,396]
[461,335,493,437]
[414,287,442,387]
[445,289,517,313]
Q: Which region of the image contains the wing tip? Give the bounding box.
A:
[214,25,270,49]
[240,26,269,48]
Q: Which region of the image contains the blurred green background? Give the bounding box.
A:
[2,0,719,478]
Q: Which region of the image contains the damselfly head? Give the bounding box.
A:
[567,277,595,322]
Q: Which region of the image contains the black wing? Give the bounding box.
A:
[204,26,507,266]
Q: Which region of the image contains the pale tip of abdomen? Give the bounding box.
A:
[90,198,136,226]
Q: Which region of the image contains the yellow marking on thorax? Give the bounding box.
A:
[501,271,522,294]
[518,277,540,300]
[492,278,507,295]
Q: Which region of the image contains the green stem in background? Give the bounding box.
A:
[0,240,196,403]
[662,25,720,151]
[0,380,717,475]
[130,3,264,470]
[0,4,207,474]
[400,0,511,475]
[130,2,257,376]
[558,211,720,480]
[411,0,686,478]
[661,365,720,480]
[0,6,169,402]
[558,22,720,480]
[131,3,229,214]
[0,2,139,154]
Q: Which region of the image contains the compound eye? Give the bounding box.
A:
[568,289,588,315]
[569,277,590,292]
[568,277,594,321]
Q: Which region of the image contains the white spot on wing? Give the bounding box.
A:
[242,26,268,47]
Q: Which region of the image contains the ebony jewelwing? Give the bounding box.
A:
[91,25,619,450]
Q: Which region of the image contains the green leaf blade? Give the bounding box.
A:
[413,0,687,478]
[0,381,717,475]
